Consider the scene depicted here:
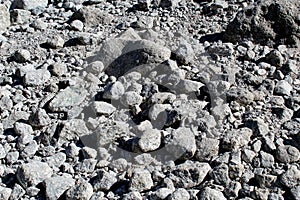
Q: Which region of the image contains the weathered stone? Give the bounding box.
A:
[138,128,161,152]
[280,165,300,188]
[44,174,75,200]
[130,169,153,192]
[195,137,219,161]
[276,145,300,163]
[17,161,53,187]
[66,179,93,200]
[11,0,48,10]
[0,4,10,31]
[170,161,211,188]
[93,101,116,115]
[93,170,117,191]
[198,187,226,200]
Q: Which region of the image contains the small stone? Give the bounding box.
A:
[280,165,300,188]
[66,179,93,200]
[170,161,211,188]
[195,137,219,162]
[93,170,117,191]
[276,145,300,163]
[198,187,226,200]
[70,20,84,31]
[264,50,285,67]
[45,152,66,169]
[0,186,12,200]
[260,151,274,168]
[123,192,143,200]
[108,158,128,173]
[168,188,190,200]
[274,80,293,96]
[134,16,154,29]
[175,42,195,65]
[121,91,143,107]
[210,163,230,185]
[14,49,30,63]
[44,174,75,200]
[149,188,172,199]
[93,101,116,116]
[103,81,125,100]
[47,35,64,49]
[31,19,47,30]
[11,0,48,10]
[81,147,97,159]
[10,184,25,200]
[49,87,88,112]
[221,128,252,151]
[138,128,161,152]
[0,4,10,31]
[29,108,51,127]
[130,169,153,192]
[291,185,300,200]
[6,151,19,164]
[26,186,40,197]
[137,0,151,11]
[165,127,196,160]
[224,181,241,198]
[49,63,68,76]
[10,9,31,25]
[159,0,180,8]
[59,119,89,142]
[0,144,6,159]
[17,161,53,187]
[14,122,33,136]
[24,69,51,86]
[255,173,277,188]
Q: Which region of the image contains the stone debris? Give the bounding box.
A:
[0,0,299,199]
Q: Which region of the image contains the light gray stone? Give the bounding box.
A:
[0,4,10,31]
[195,137,219,162]
[168,188,190,200]
[44,174,75,200]
[14,49,30,63]
[198,187,226,200]
[274,80,293,96]
[93,170,117,191]
[66,179,93,200]
[11,0,48,10]
[0,186,11,200]
[93,101,116,115]
[24,69,51,86]
[130,169,153,192]
[276,145,300,163]
[280,165,300,188]
[138,128,161,152]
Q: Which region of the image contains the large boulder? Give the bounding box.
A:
[223,0,300,47]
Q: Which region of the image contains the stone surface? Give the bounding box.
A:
[17,161,53,187]
[11,0,48,10]
[130,169,154,192]
[66,179,93,200]
[44,174,75,200]
[0,4,10,32]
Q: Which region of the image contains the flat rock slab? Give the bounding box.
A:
[49,87,88,112]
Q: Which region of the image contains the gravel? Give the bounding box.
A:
[0,0,299,199]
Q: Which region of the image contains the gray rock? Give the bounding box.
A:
[93,170,117,191]
[45,152,66,169]
[6,151,19,164]
[49,87,88,112]
[108,158,128,173]
[165,127,196,160]
[17,161,53,187]
[198,187,226,200]
[44,174,75,200]
[159,0,180,8]
[130,169,153,192]
[260,151,274,168]
[71,7,113,27]
[10,184,25,200]
[255,173,277,188]
[227,87,254,105]
[274,80,293,96]
[149,188,173,199]
[170,161,211,188]
[224,0,300,47]
[0,4,10,31]
[276,145,300,163]
[70,19,84,31]
[210,163,230,185]
[290,185,300,200]
[81,147,97,159]
[0,144,6,159]
[280,165,300,188]
[24,69,51,86]
[26,186,40,197]
[0,186,12,200]
[175,42,195,65]
[31,19,47,30]
[93,101,116,115]
[264,50,285,67]
[133,16,154,29]
[138,128,161,152]
[121,91,143,107]
[11,0,48,10]
[66,179,93,200]
[49,63,68,77]
[14,122,33,136]
[221,128,252,151]
[59,119,89,142]
[195,137,219,162]
[14,49,30,63]
[103,81,125,100]
[168,188,190,200]
[137,0,151,11]
[10,9,31,25]
[29,108,51,127]
[123,192,143,200]
[76,159,97,173]
[224,181,241,198]
[46,35,64,49]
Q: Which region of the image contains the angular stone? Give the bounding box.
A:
[0,186,12,200]
[11,0,48,10]
[93,101,116,115]
[130,169,153,192]
[138,128,161,152]
[168,188,190,200]
[280,165,300,188]
[276,145,300,163]
[44,174,75,200]
[59,119,89,142]
[198,187,226,200]
[49,87,87,112]
[17,161,53,187]
[274,80,293,96]
[170,161,211,188]
[14,49,30,63]
[92,170,117,191]
[66,179,93,200]
[10,9,31,25]
[195,137,219,161]
[24,69,51,86]
[0,5,10,31]
[165,127,196,160]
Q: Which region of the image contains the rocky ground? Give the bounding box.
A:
[0,0,300,199]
